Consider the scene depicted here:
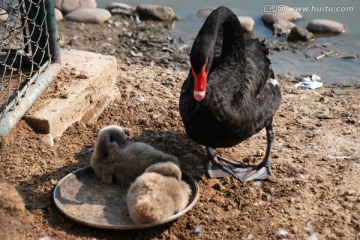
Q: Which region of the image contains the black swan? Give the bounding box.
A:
[179,6,282,181]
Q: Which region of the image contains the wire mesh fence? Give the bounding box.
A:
[0,0,60,136]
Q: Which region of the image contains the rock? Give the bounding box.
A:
[0,1,10,11]
[0,9,8,21]
[136,4,174,21]
[65,8,111,23]
[54,8,63,21]
[255,149,265,157]
[195,8,214,19]
[107,2,134,15]
[55,0,97,14]
[261,5,302,24]
[41,134,54,147]
[273,19,295,35]
[287,26,314,42]
[307,19,346,34]
[238,16,255,32]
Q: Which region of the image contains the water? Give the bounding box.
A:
[98,0,360,84]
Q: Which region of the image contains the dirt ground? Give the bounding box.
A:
[1,16,360,240]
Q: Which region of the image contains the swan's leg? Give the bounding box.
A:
[206,123,275,181]
[237,123,274,181]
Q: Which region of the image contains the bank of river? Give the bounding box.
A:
[98,0,360,84]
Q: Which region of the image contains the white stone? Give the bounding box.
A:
[261,5,302,24]
[0,9,8,21]
[65,8,111,24]
[54,8,63,21]
[136,4,174,21]
[55,0,97,14]
[41,134,54,147]
[307,19,346,34]
[238,16,255,32]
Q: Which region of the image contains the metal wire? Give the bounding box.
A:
[0,0,58,127]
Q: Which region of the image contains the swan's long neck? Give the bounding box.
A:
[190,7,246,72]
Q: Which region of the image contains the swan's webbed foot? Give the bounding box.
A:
[206,148,273,181]
[205,123,275,182]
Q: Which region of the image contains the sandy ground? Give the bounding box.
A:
[1,16,360,240]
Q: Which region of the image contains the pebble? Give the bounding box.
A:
[55,0,97,14]
[255,149,264,157]
[0,9,8,21]
[307,19,346,34]
[41,134,54,147]
[287,26,314,42]
[65,8,111,23]
[54,8,63,21]
[261,5,302,24]
[212,182,225,191]
[238,16,255,32]
[194,224,204,234]
[39,236,51,240]
[246,233,254,240]
[273,19,295,36]
[136,4,174,21]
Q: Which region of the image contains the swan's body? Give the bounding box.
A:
[179,7,281,181]
[91,125,179,186]
[126,162,191,224]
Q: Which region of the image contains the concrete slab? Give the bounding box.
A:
[25,49,118,137]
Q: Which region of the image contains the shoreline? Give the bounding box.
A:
[57,14,359,86]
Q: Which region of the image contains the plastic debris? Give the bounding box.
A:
[306,232,319,240]
[295,74,323,89]
[137,95,146,103]
[330,89,341,95]
[271,78,279,86]
[130,51,143,57]
[315,50,335,60]
[178,44,188,51]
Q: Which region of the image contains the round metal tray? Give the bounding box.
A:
[53,166,199,229]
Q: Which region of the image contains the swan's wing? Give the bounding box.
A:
[244,39,272,97]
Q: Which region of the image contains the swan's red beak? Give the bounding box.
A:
[192,61,208,102]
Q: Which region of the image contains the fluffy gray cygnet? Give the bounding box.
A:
[126,162,192,224]
[90,125,179,186]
